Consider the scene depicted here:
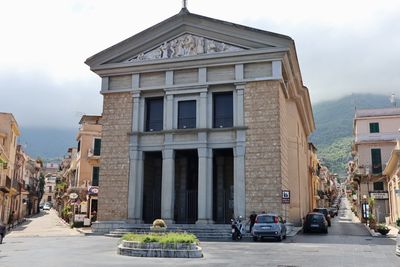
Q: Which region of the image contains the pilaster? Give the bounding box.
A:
[161,149,175,224]
[197,147,214,224]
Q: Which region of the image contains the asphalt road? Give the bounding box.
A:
[0,200,398,267]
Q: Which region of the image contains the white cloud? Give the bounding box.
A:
[1,0,400,128]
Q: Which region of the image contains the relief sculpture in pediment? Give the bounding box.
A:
[126,34,244,62]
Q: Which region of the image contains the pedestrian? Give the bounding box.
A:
[249,211,257,233]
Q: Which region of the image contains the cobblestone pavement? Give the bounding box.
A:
[5,209,81,238]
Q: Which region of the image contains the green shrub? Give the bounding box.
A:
[377,224,389,231]
[122,232,198,244]
[396,218,400,227]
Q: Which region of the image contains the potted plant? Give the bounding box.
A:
[376,224,390,236]
[150,219,167,232]
[368,213,377,231]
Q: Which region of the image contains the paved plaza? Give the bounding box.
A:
[0,200,399,267]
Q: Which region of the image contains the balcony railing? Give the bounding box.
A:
[88,149,100,158]
[355,133,398,143]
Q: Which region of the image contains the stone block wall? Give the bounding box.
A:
[244,80,282,217]
[98,92,132,221]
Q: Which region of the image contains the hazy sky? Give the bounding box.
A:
[1,0,399,129]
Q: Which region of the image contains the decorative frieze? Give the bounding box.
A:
[126,34,245,62]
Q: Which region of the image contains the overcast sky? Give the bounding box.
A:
[1,0,399,129]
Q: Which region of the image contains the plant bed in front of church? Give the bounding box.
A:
[117,232,203,258]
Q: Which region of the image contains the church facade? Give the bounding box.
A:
[85,8,314,231]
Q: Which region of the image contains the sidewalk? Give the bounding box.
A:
[6,209,82,238]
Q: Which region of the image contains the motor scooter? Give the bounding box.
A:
[231,216,245,240]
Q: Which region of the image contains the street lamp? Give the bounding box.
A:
[365,165,370,194]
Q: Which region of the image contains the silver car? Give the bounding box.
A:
[251,213,287,241]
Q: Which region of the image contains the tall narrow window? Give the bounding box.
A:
[94,138,101,156]
[369,122,379,133]
[145,98,164,131]
[371,148,382,174]
[373,182,384,191]
[77,140,81,152]
[213,92,233,128]
[178,100,196,129]
[92,166,100,186]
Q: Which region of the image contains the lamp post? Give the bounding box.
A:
[365,165,370,195]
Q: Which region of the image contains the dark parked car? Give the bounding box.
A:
[313,208,331,226]
[303,212,328,234]
[0,221,5,244]
[251,213,287,241]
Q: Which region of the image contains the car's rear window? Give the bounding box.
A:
[256,215,275,223]
[307,214,324,221]
[313,209,327,215]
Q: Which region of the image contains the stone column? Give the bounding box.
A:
[234,145,246,218]
[197,148,213,224]
[161,149,175,224]
[235,84,245,127]
[165,94,174,130]
[199,91,208,128]
[132,91,140,132]
[127,149,144,223]
[127,92,144,223]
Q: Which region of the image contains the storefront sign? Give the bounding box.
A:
[369,191,389,200]
[69,193,78,200]
[282,190,290,204]
[88,186,99,195]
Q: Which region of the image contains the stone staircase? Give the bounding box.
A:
[106,224,244,240]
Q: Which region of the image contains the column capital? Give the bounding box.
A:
[132,90,141,98]
[234,82,246,91]
[234,146,245,157]
[162,149,174,159]
[198,147,211,158]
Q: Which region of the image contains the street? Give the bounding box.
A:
[0,199,399,267]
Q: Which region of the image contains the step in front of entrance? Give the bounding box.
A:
[106,224,243,240]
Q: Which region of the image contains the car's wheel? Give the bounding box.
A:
[252,236,258,242]
[276,233,283,242]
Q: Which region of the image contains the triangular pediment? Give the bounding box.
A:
[125,34,246,63]
[85,9,293,69]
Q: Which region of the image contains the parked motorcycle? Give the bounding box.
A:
[231,216,245,240]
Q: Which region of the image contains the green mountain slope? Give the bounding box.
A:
[310,93,398,177]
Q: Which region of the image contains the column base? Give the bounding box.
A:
[195,219,215,224]
[127,219,143,224]
[162,219,175,225]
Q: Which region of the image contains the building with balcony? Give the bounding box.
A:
[74,115,102,221]
[0,112,20,224]
[351,107,400,222]
[85,7,314,232]
[383,140,400,225]
[308,143,321,210]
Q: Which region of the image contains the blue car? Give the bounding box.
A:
[251,213,287,241]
